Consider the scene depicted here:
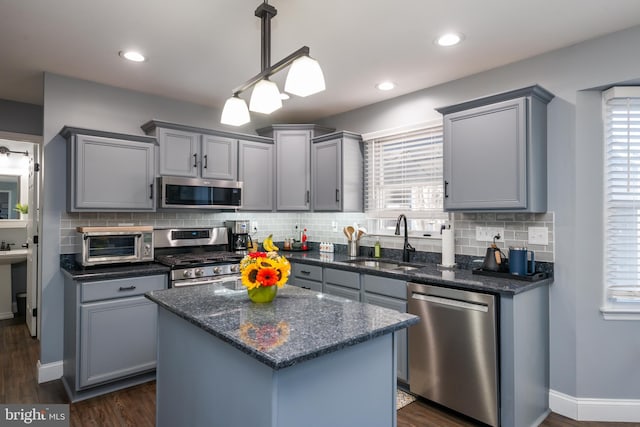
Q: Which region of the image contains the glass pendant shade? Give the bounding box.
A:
[284,55,326,97]
[221,96,250,126]
[249,79,283,114]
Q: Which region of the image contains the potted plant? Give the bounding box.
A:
[14,203,28,219]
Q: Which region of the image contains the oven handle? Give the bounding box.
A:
[173,277,241,287]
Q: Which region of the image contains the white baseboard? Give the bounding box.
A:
[550,389,640,422]
[37,360,63,384]
[0,311,14,320]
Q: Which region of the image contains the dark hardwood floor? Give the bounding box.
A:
[2,317,638,427]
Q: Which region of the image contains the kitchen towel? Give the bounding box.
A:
[441,228,456,267]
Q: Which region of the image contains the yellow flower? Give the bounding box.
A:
[239,250,291,289]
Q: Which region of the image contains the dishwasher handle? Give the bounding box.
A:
[411,292,489,313]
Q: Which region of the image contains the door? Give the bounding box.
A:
[158,128,199,177]
[238,140,274,211]
[312,138,342,211]
[201,135,237,180]
[26,144,39,336]
[275,130,311,211]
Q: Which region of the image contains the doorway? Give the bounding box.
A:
[0,136,40,338]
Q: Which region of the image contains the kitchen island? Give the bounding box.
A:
[145,284,418,427]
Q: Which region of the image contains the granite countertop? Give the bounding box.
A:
[281,251,552,295]
[61,262,171,281]
[145,284,419,370]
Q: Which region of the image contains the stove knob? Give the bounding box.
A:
[230,265,239,273]
[183,270,193,278]
[195,269,204,277]
[213,266,222,274]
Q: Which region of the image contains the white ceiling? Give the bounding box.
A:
[1,0,640,123]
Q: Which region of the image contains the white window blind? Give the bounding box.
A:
[364,124,447,235]
[603,87,640,314]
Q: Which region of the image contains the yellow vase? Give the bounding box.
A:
[247,286,278,303]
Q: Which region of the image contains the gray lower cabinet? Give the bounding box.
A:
[288,262,323,292]
[437,85,554,212]
[311,132,363,212]
[238,139,274,211]
[323,268,360,301]
[62,127,156,212]
[63,273,167,402]
[362,274,408,383]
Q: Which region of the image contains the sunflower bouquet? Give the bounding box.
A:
[240,251,291,290]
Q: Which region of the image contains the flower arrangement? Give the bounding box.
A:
[240,251,291,290]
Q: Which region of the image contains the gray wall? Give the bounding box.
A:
[38,24,640,401]
[0,99,43,136]
[317,26,640,399]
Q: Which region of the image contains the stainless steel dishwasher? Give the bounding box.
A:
[407,282,499,427]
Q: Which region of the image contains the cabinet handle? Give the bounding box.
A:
[306,190,310,204]
[149,183,153,200]
[204,154,208,169]
[444,180,449,198]
[301,270,311,275]
[193,153,198,168]
[118,286,136,291]
[335,188,340,202]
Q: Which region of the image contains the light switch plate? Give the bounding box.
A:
[528,226,548,245]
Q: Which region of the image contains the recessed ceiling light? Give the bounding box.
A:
[435,33,464,47]
[376,81,396,91]
[119,50,146,62]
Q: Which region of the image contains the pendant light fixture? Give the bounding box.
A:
[220,1,326,126]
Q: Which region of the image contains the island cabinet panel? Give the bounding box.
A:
[438,85,553,212]
[155,306,398,427]
[238,140,274,211]
[362,277,409,384]
[63,273,167,402]
[311,132,364,212]
[63,128,156,212]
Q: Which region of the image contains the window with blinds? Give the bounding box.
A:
[603,86,640,313]
[364,124,447,235]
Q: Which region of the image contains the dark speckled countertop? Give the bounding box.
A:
[61,261,170,281]
[282,251,552,295]
[145,284,419,370]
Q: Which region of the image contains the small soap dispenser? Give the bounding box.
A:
[374,239,381,258]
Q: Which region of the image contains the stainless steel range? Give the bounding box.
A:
[154,227,243,289]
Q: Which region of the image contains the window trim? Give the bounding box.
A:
[600,86,640,319]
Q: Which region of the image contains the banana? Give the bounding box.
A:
[263,234,279,252]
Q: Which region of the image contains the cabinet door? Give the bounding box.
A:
[238,140,274,211]
[201,135,237,180]
[312,138,342,211]
[74,135,154,211]
[363,292,408,383]
[158,128,199,177]
[79,295,157,388]
[275,130,311,211]
[443,98,527,210]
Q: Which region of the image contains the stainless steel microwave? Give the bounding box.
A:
[76,226,154,267]
[159,176,243,210]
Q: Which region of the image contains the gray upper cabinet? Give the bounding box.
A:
[62,127,156,212]
[311,131,363,212]
[257,125,335,211]
[201,134,237,180]
[238,139,274,211]
[437,85,554,212]
[142,120,243,180]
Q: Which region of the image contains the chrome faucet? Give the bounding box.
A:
[394,214,415,262]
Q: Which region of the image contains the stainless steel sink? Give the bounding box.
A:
[344,258,422,272]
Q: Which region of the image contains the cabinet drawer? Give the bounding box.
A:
[82,274,167,303]
[294,278,322,293]
[324,284,360,302]
[324,268,360,289]
[362,274,407,300]
[293,263,323,282]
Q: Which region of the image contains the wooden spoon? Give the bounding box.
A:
[343,227,351,240]
[346,226,355,240]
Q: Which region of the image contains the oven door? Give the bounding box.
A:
[79,233,149,266]
[172,275,243,290]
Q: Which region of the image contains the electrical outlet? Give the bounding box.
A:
[475,226,504,242]
[331,221,338,232]
[528,226,548,245]
[251,221,259,233]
